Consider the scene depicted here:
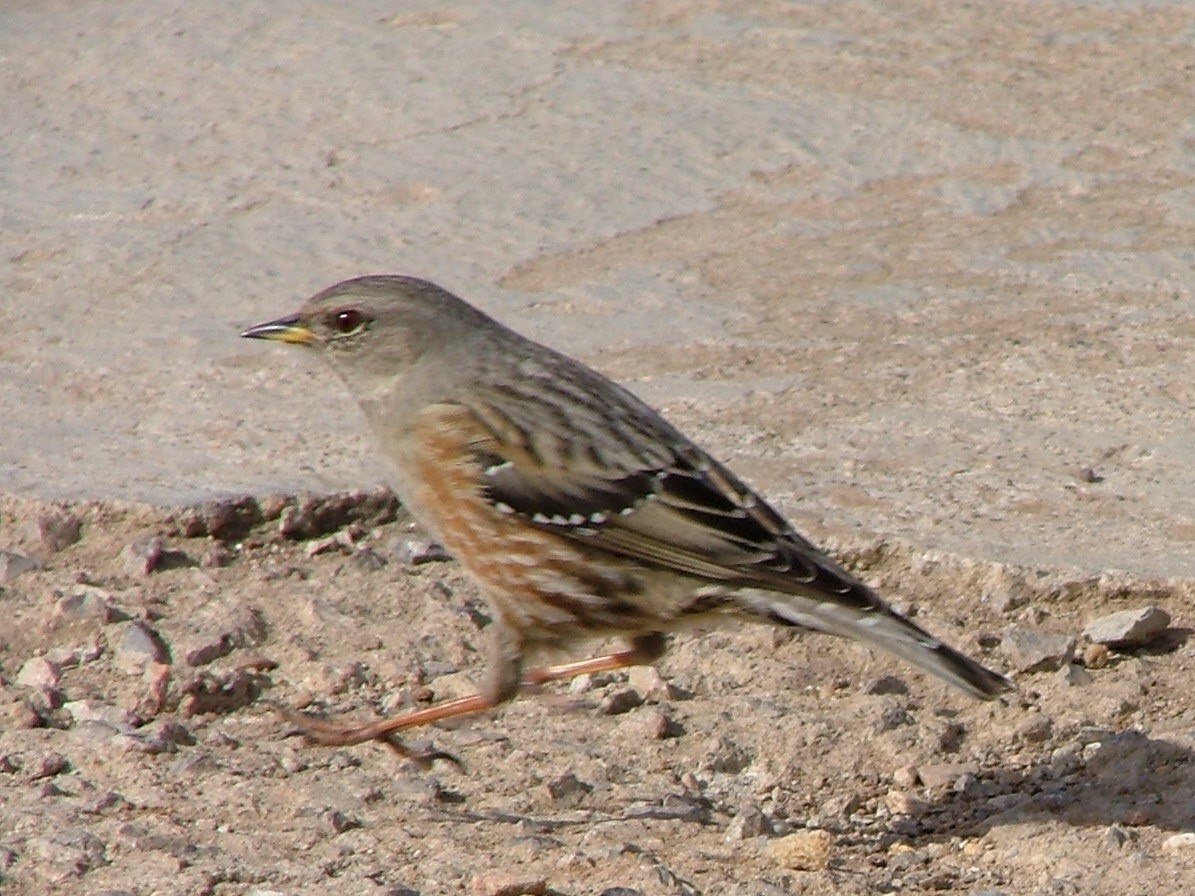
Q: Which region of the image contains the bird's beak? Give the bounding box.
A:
[240,314,315,345]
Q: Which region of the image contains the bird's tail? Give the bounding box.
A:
[736,587,1014,700]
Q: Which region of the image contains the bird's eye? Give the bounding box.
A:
[329,308,367,335]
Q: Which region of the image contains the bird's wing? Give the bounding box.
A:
[459,368,1012,700]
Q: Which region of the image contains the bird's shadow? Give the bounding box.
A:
[907,726,1195,839]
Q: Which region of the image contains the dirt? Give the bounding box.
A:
[0,492,1192,895]
[5,1,1195,894]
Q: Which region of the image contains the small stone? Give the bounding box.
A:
[863,674,909,696]
[918,763,976,789]
[704,737,752,774]
[545,772,592,807]
[1082,607,1170,648]
[29,827,106,877]
[21,509,82,555]
[1014,715,1053,744]
[53,586,122,624]
[5,699,43,729]
[1082,642,1110,669]
[390,535,451,565]
[766,829,833,871]
[117,620,170,668]
[1056,663,1093,686]
[627,707,679,740]
[64,700,137,730]
[598,686,643,716]
[27,751,69,780]
[1001,628,1075,673]
[1121,808,1151,826]
[0,550,40,583]
[175,604,267,666]
[468,871,548,896]
[1162,832,1195,851]
[884,790,929,815]
[726,802,773,840]
[1104,824,1137,849]
[120,534,164,576]
[429,670,477,701]
[328,809,362,833]
[17,656,61,691]
[627,665,675,701]
[892,765,920,788]
[875,704,915,731]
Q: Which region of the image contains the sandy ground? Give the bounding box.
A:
[3,1,1195,894]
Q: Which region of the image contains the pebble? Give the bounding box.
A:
[17,656,62,691]
[918,763,975,789]
[892,765,920,788]
[327,809,362,833]
[1014,715,1054,744]
[725,802,773,840]
[766,829,833,871]
[120,534,164,576]
[27,751,69,780]
[1001,628,1075,672]
[598,686,644,716]
[1082,642,1110,669]
[1056,662,1093,686]
[117,620,170,668]
[627,665,676,701]
[175,604,267,666]
[1082,606,1170,647]
[29,827,106,877]
[64,699,137,730]
[627,706,679,740]
[53,586,123,624]
[884,790,929,816]
[0,550,40,583]
[390,535,451,565]
[545,772,593,807]
[863,674,909,696]
[469,871,549,896]
[1162,832,1195,851]
[21,509,82,555]
[704,737,753,774]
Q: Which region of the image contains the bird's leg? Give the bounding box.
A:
[276,633,667,757]
[523,631,667,687]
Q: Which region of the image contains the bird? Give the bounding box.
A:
[241,275,1012,756]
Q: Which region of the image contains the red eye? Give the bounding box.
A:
[330,308,366,334]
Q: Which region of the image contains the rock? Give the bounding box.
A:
[27,751,69,780]
[1082,607,1170,647]
[21,509,82,555]
[627,665,676,701]
[726,802,773,840]
[29,827,107,878]
[1014,715,1053,744]
[875,704,915,731]
[918,763,976,789]
[173,603,267,666]
[64,700,137,730]
[177,496,261,541]
[390,535,450,565]
[53,586,123,624]
[704,737,752,774]
[545,772,592,807]
[1056,663,1093,686]
[17,656,62,691]
[884,790,929,815]
[1082,643,1110,669]
[1104,824,1137,849]
[767,829,833,871]
[1001,628,1075,672]
[1162,832,1195,851]
[429,670,478,701]
[598,686,644,716]
[0,550,40,583]
[277,489,399,540]
[469,871,548,896]
[116,620,170,668]
[120,534,165,576]
[177,667,263,716]
[863,674,909,696]
[327,809,362,833]
[625,706,680,740]
[892,765,920,787]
